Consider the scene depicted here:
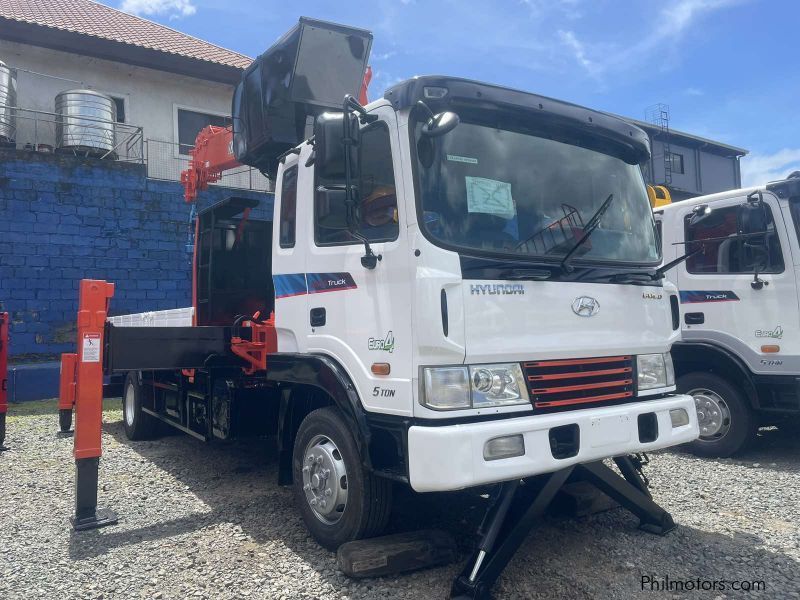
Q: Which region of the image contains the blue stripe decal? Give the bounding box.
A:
[679,290,740,304]
[273,273,308,299]
[273,273,357,299]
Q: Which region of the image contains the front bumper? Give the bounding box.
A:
[407,395,698,492]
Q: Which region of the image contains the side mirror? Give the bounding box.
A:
[415,101,460,138]
[737,196,768,235]
[421,111,460,137]
[314,112,360,181]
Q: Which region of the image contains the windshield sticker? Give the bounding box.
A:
[465,177,516,219]
[447,154,478,165]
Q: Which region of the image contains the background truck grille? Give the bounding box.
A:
[523,355,635,411]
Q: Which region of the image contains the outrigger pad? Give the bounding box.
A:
[71,507,119,531]
[338,529,457,578]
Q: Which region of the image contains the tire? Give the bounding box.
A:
[678,372,756,457]
[122,372,158,441]
[292,406,392,550]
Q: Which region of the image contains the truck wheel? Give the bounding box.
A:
[292,406,392,550]
[122,372,158,441]
[678,372,756,457]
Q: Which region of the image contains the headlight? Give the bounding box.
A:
[637,353,675,391]
[421,363,529,410]
[469,363,529,407]
[422,366,471,410]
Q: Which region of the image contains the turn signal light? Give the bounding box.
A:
[371,363,391,375]
[761,345,780,353]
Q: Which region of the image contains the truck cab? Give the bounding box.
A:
[656,173,800,456]
[267,75,699,500]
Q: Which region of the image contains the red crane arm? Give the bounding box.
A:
[180,124,240,203]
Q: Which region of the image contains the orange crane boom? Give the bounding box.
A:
[180,124,240,203]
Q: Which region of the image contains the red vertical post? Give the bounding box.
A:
[57,353,77,434]
[0,312,9,450]
[71,279,118,531]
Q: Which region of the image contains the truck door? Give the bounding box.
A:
[272,154,307,352]
[303,108,413,416]
[676,193,799,375]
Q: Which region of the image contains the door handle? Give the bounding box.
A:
[310,307,326,327]
[684,312,704,325]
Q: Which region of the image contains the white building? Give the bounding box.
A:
[0,0,269,191]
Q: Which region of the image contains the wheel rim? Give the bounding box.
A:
[689,387,732,441]
[124,382,135,427]
[302,434,348,524]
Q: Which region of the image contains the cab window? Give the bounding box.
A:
[279,165,298,248]
[685,204,784,274]
[315,122,399,246]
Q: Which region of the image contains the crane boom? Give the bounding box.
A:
[180,124,239,203]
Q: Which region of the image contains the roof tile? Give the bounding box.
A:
[0,0,252,69]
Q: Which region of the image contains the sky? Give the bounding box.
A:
[113,0,800,186]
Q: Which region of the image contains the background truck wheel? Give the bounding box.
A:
[678,372,756,457]
[292,406,392,550]
[122,372,158,440]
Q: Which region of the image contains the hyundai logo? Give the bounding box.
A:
[572,296,600,317]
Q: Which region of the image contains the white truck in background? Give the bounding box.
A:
[656,173,800,456]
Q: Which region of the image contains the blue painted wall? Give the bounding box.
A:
[0,149,273,360]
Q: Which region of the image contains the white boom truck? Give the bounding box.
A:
[64,18,699,598]
[656,173,800,457]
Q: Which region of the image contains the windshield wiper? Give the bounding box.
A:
[560,193,614,273]
[498,268,553,280]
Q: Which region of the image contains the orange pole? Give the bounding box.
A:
[0,312,8,450]
[58,353,77,434]
[71,279,118,531]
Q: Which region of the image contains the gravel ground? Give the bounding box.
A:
[0,399,798,600]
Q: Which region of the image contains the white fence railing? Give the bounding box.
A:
[145,138,272,194]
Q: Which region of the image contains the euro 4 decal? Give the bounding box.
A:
[368,331,395,353]
[755,326,783,339]
[470,284,525,295]
[679,290,740,304]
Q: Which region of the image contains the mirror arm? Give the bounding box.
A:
[342,95,381,269]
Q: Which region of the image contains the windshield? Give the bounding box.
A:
[414,117,660,265]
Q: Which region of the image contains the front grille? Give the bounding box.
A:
[523,355,635,410]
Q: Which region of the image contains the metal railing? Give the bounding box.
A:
[0,104,143,163]
[145,138,272,194]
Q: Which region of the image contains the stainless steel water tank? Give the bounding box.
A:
[55,89,116,156]
[0,61,17,144]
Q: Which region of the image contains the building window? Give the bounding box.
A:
[279,165,298,248]
[667,152,684,174]
[110,96,126,123]
[685,204,784,274]
[315,122,399,246]
[177,108,228,155]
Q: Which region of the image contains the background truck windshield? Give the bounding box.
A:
[415,119,660,264]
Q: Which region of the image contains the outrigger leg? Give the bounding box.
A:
[450,457,675,600]
[0,312,8,452]
[68,279,118,531]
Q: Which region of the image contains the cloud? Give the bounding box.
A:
[372,51,397,61]
[557,30,596,73]
[558,0,743,78]
[741,148,800,187]
[119,0,196,19]
[684,87,705,96]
